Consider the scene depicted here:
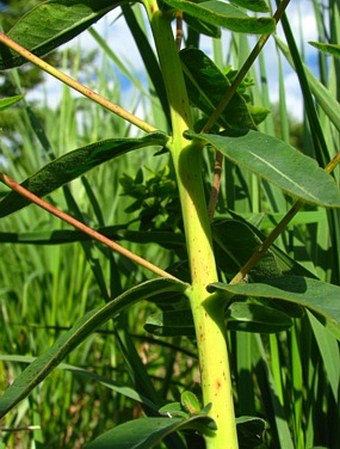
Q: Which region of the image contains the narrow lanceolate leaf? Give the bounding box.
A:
[162,0,275,34]
[208,276,340,340]
[0,0,126,69]
[0,132,168,218]
[309,41,340,58]
[185,130,340,207]
[0,278,187,418]
[85,415,215,449]
[0,95,24,111]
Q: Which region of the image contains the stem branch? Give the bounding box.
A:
[0,32,156,134]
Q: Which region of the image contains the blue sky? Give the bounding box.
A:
[25,0,323,123]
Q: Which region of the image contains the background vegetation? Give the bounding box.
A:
[0,0,339,448]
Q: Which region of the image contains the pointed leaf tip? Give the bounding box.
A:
[208,276,340,341]
[0,133,168,218]
[185,130,340,208]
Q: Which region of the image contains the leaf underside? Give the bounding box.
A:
[208,276,340,340]
[162,0,275,34]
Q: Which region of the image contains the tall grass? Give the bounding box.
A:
[0,0,339,448]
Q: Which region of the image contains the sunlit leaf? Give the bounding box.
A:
[181,391,202,414]
[0,95,24,111]
[0,132,168,218]
[229,0,269,12]
[85,415,215,449]
[208,276,340,340]
[309,41,340,58]
[162,0,275,34]
[0,0,126,69]
[183,13,221,38]
[185,130,340,207]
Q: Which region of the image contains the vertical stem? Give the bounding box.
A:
[146,3,238,448]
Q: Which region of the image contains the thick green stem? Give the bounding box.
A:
[147,4,238,448]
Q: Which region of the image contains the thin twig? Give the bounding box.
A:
[229,152,340,285]
[0,32,156,134]
[0,173,179,281]
[202,0,291,134]
[207,151,223,220]
[0,426,41,432]
[175,12,183,50]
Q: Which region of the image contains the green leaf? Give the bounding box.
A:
[308,41,340,58]
[181,391,202,414]
[0,354,159,412]
[144,309,195,337]
[162,0,275,34]
[85,415,215,449]
[236,416,267,448]
[213,216,315,281]
[158,402,188,419]
[0,132,168,218]
[180,48,256,130]
[229,0,269,12]
[208,276,340,340]
[0,95,24,111]
[226,301,293,333]
[213,218,283,280]
[185,130,340,207]
[0,278,187,418]
[183,14,221,38]
[0,0,126,69]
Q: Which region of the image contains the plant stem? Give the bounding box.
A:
[0,32,156,134]
[147,4,238,448]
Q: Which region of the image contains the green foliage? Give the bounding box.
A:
[0,133,168,217]
[0,0,339,448]
[0,94,23,111]
[309,41,340,58]
[185,130,340,207]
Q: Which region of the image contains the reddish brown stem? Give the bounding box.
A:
[0,173,179,281]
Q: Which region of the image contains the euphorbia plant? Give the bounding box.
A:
[0,1,340,448]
